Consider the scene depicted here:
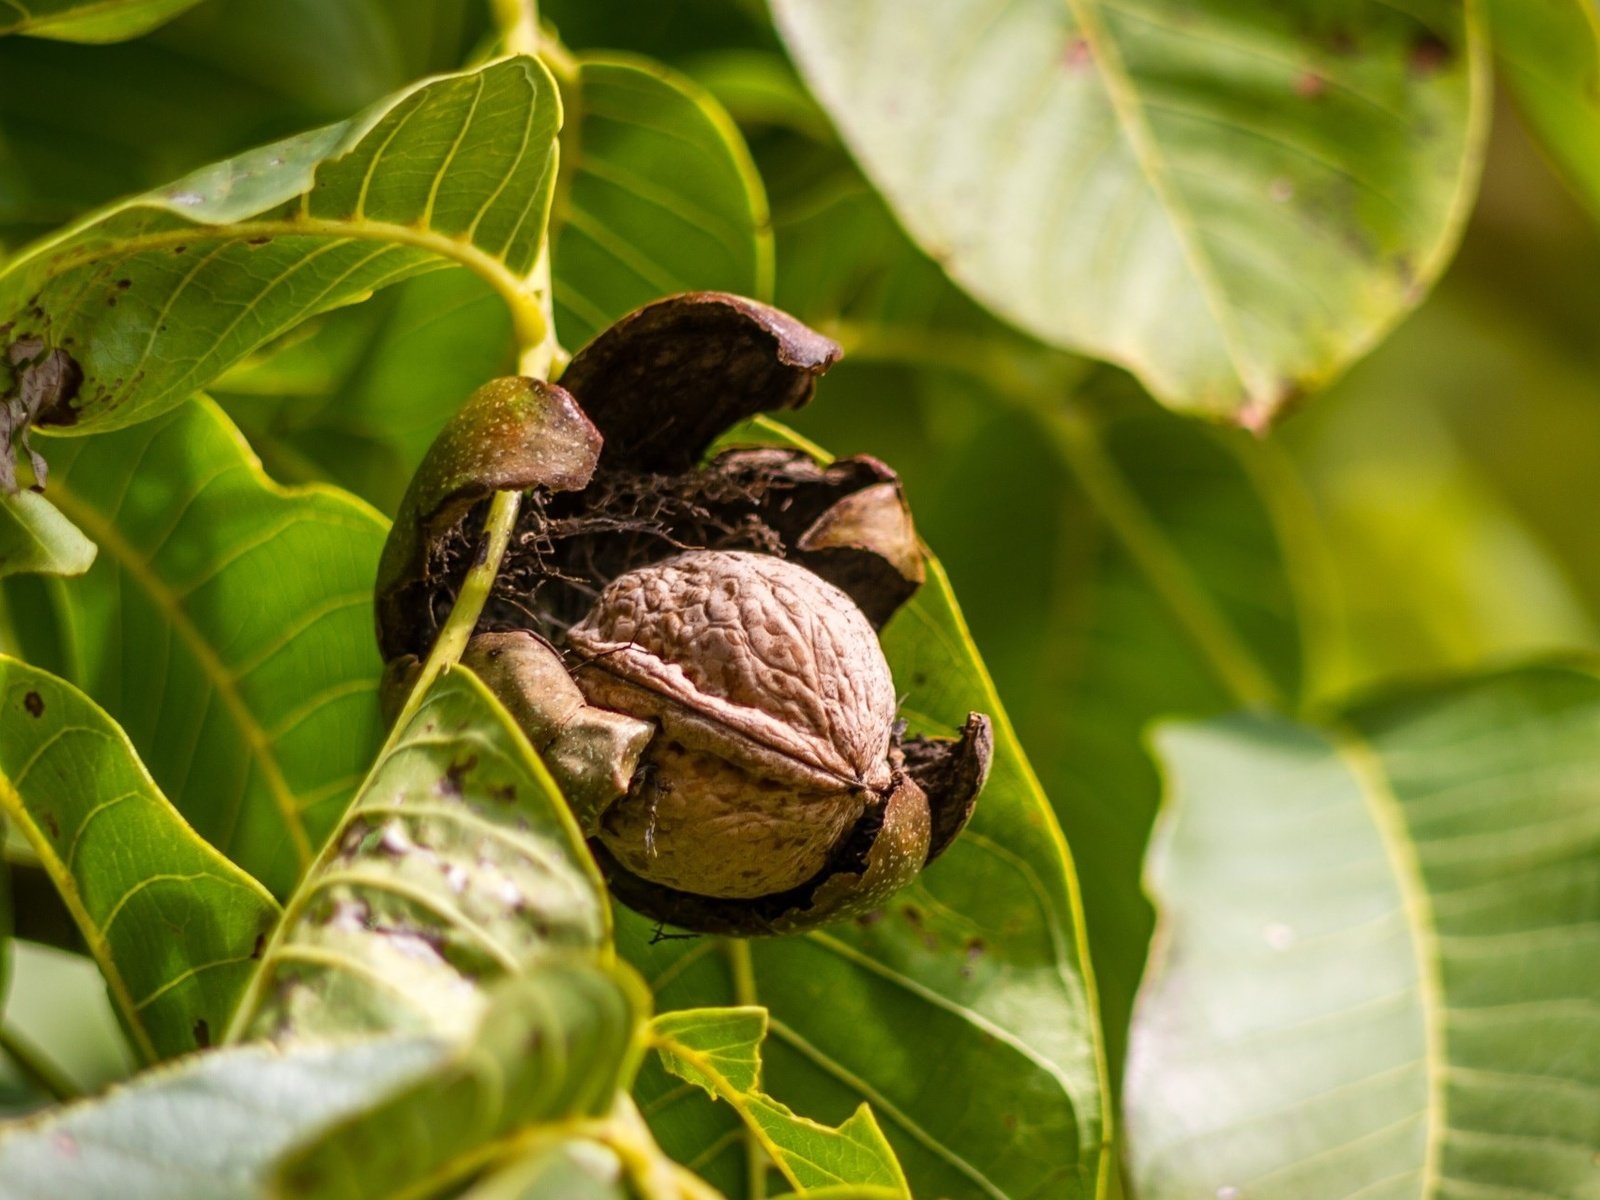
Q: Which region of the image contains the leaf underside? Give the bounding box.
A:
[772,0,1488,423]
[1127,667,1600,1198]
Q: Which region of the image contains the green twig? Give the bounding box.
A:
[1044,407,1282,711]
[491,0,540,55]
[0,1020,79,1103]
[386,488,524,741]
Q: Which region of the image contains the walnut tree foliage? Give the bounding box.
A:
[1,2,1598,1198]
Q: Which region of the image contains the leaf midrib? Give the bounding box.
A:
[1061,0,1255,401]
[0,767,159,1063]
[1334,727,1446,1196]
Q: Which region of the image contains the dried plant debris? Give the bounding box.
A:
[376,292,990,935]
[1,331,82,494]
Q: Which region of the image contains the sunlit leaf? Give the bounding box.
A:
[273,965,648,1200]
[0,0,204,44]
[1126,667,1600,1197]
[2,397,386,896]
[772,0,1489,424]
[552,53,772,350]
[0,655,280,1062]
[1489,0,1600,221]
[652,1007,909,1197]
[0,55,558,436]
[0,490,94,579]
[0,1035,445,1199]
[627,474,1109,1199]
[233,667,611,1044]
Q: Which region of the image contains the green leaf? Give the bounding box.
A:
[0,0,205,43]
[0,655,280,1063]
[272,964,649,1200]
[771,0,1490,425]
[0,55,559,435]
[552,53,772,349]
[1126,667,1600,1197]
[0,490,95,578]
[1489,0,1600,221]
[652,1007,909,1197]
[628,519,1109,1199]
[2,397,387,897]
[232,667,611,1044]
[0,1035,447,1198]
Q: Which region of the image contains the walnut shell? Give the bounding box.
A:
[568,551,908,899]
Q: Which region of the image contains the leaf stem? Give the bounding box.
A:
[386,488,523,740]
[491,0,540,56]
[1043,407,1282,711]
[722,940,767,1200]
[0,1020,80,1103]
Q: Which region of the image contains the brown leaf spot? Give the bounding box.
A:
[23,690,44,718]
[439,753,478,797]
[193,1018,211,1048]
[1295,70,1326,99]
[251,933,267,960]
[246,236,272,247]
[41,811,59,839]
[1409,32,1452,76]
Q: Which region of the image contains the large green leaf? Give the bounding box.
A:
[628,535,1109,1200]
[0,491,95,579]
[232,667,611,1044]
[0,1036,446,1198]
[0,655,280,1063]
[0,0,205,43]
[651,1007,908,1198]
[1489,0,1600,221]
[206,49,769,516]
[1126,667,1600,1197]
[550,52,772,350]
[273,965,648,1200]
[772,0,1489,424]
[0,55,558,436]
[3,397,386,896]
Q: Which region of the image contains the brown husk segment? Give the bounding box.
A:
[374,291,992,934]
[558,291,841,473]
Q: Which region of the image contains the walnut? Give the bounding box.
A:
[376,292,991,935]
[568,550,919,899]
